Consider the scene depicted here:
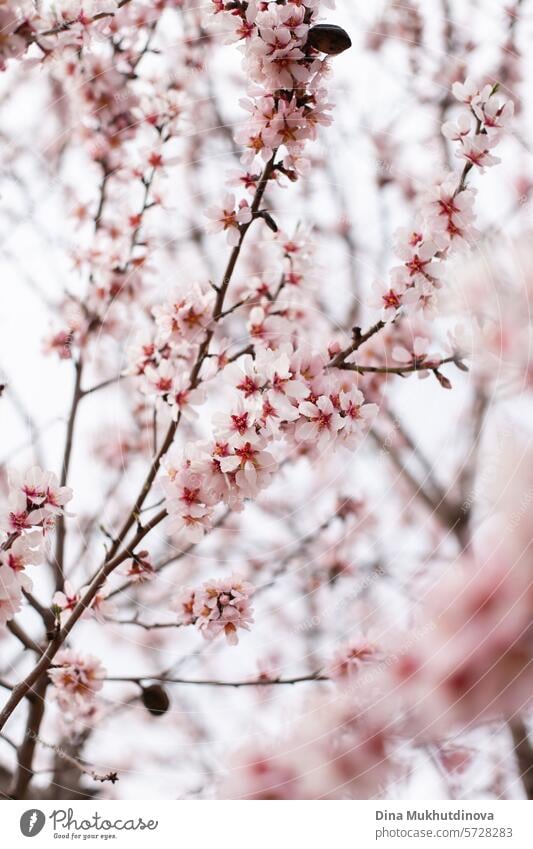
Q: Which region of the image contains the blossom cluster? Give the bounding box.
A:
[52,578,116,624]
[42,3,192,364]
[372,79,513,321]
[212,0,334,181]
[0,467,73,626]
[160,340,378,543]
[391,440,533,731]
[174,574,254,645]
[391,548,533,732]
[446,236,533,392]
[48,648,106,729]
[221,693,398,799]
[0,1,130,73]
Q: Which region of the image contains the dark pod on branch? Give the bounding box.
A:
[141,684,170,716]
[307,24,352,56]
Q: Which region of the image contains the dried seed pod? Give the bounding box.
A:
[141,684,170,716]
[307,24,352,56]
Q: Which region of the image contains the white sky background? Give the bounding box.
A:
[0,0,532,798]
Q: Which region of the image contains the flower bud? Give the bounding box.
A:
[141,684,171,716]
[308,25,352,56]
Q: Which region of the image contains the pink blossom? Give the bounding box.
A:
[457,136,501,172]
[143,359,175,399]
[370,280,407,321]
[205,194,252,246]
[223,355,264,402]
[193,574,255,645]
[0,6,29,71]
[327,638,382,682]
[152,284,214,347]
[123,550,155,583]
[451,77,491,107]
[218,434,277,497]
[423,181,479,249]
[161,463,219,543]
[10,466,73,517]
[81,586,116,623]
[221,694,399,799]
[296,395,344,449]
[49,649,105,703]
[0,565,30,626]
[391,336,437,377]
[473,95,514,138]
[442,113,473,142]
[338,388,378,445]
[0,531,46,574]
[173,587,197,625]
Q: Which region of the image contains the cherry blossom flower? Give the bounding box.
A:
[451,78,491,107]
[0,531,46,574]
[0,565,30,626]
[327,638,382,682]
[338,389,378,445]
[153,284,214,347]
[205,194,252,246]
[256,345,309,406]
[221,693,399,799]
[422,181,479,249]
[213,401,258,444]
[0,5,30,71]
[370,280,407,321]
[173,587,197,626]
[193,574,255,645]
[391,336,437,377]
[223,354,264,402]
[49,650,105,703]
[296,395,344,449]
[442,113,473,142]
[457,136,501,172]
[123,550,155,583]
[1,466,73,534]
[218,434,277,497]
[52,581,81,623]
[472,94,514,138]
[247,305,290,347]
[161,463,219,543]
[143,359,175,400]
[81,586,116,623]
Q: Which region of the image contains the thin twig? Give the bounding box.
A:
[104,673,329,688]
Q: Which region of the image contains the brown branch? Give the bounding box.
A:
[9,676,48,799]
[106,619,182,630]
[0,158,278,734]
[328,320,386,369]
[334,355,458,376]
[104,673,329,688]
[53,356,84,592]
[34,0,132,39]
[510,718,533,800]
[107,507,231,601]
[0,508,166,734]
[80,373,126,398]
[369,428,468,541]
[103,154,277,567]
[22,589,55,633]
[29,733,119,787]
[6,620,42,655]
